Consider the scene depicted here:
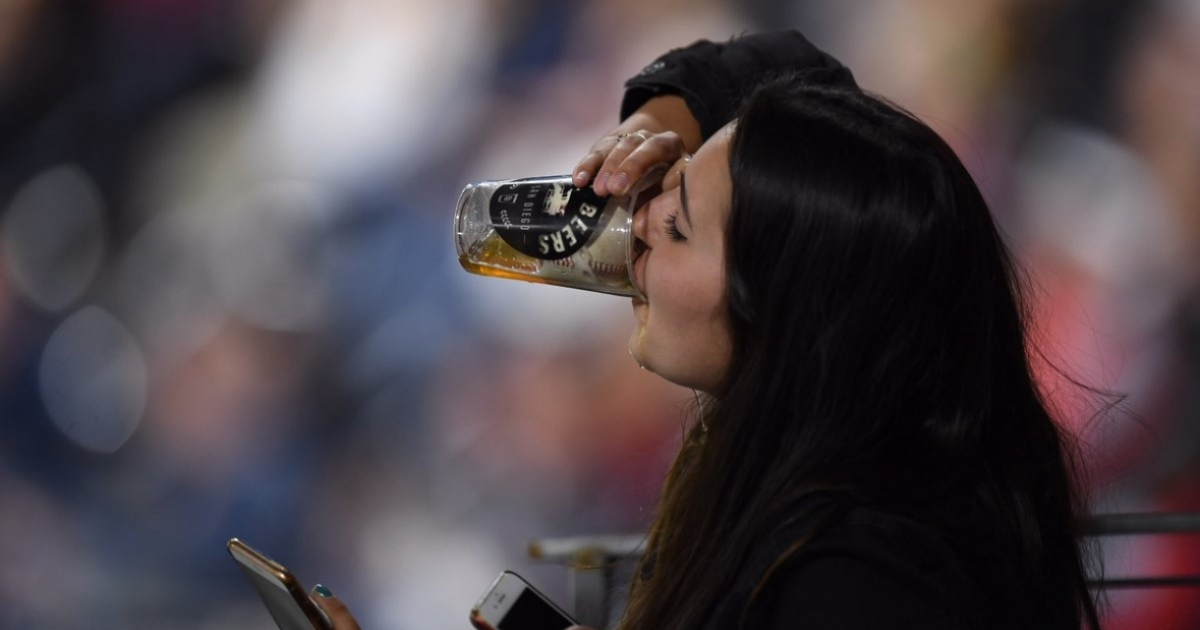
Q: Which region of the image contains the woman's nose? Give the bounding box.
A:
[632,201,650,245]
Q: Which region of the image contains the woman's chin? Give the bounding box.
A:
[627,328,649,370]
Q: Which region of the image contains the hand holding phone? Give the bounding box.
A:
[227,538,334,630]
[471,571,576,630]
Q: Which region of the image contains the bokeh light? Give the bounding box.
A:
[2,165,106,313]
[38,306,147,453]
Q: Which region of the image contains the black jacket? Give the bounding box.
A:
[620,30,856,140]
[705,499,973,630]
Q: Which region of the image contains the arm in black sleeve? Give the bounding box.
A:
[620,31,856,141]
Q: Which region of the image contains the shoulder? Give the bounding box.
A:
[744,507,975,630]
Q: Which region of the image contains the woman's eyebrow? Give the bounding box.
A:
[679,172,694,228]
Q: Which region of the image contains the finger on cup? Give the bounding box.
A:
[600,131,683,196]
[573,134,624,190]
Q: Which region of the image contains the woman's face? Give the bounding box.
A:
[629,126,734,393]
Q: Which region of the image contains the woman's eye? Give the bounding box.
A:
[665,213,687,242]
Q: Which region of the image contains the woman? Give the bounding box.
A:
[316,31,1102,630]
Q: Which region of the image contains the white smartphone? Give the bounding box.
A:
[471,571,577,630]
[227,538,333,630]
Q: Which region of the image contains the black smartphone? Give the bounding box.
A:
[227,538,333,630]
[471,571,577,630]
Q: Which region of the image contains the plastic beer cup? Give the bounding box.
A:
[454,174,645,298]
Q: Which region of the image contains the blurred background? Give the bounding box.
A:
[2,0,1199,628]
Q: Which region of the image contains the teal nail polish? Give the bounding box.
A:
[314,584,333,598]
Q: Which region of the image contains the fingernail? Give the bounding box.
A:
[595,172,610,192]
[314,584,333,598]
[573,170,589,185]
[610,173,629,195]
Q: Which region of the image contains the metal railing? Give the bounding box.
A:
[529,513,1200,629]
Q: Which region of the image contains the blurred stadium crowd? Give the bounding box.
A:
[1,0,1199,628]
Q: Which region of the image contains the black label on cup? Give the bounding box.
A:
[489,178,611,260]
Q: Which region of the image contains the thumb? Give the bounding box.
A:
[311,584,362,630]
[469,610,498,630]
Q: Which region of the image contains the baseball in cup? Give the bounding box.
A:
[454,174,647,298]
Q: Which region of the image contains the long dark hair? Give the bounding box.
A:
[619,76,1100,630]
